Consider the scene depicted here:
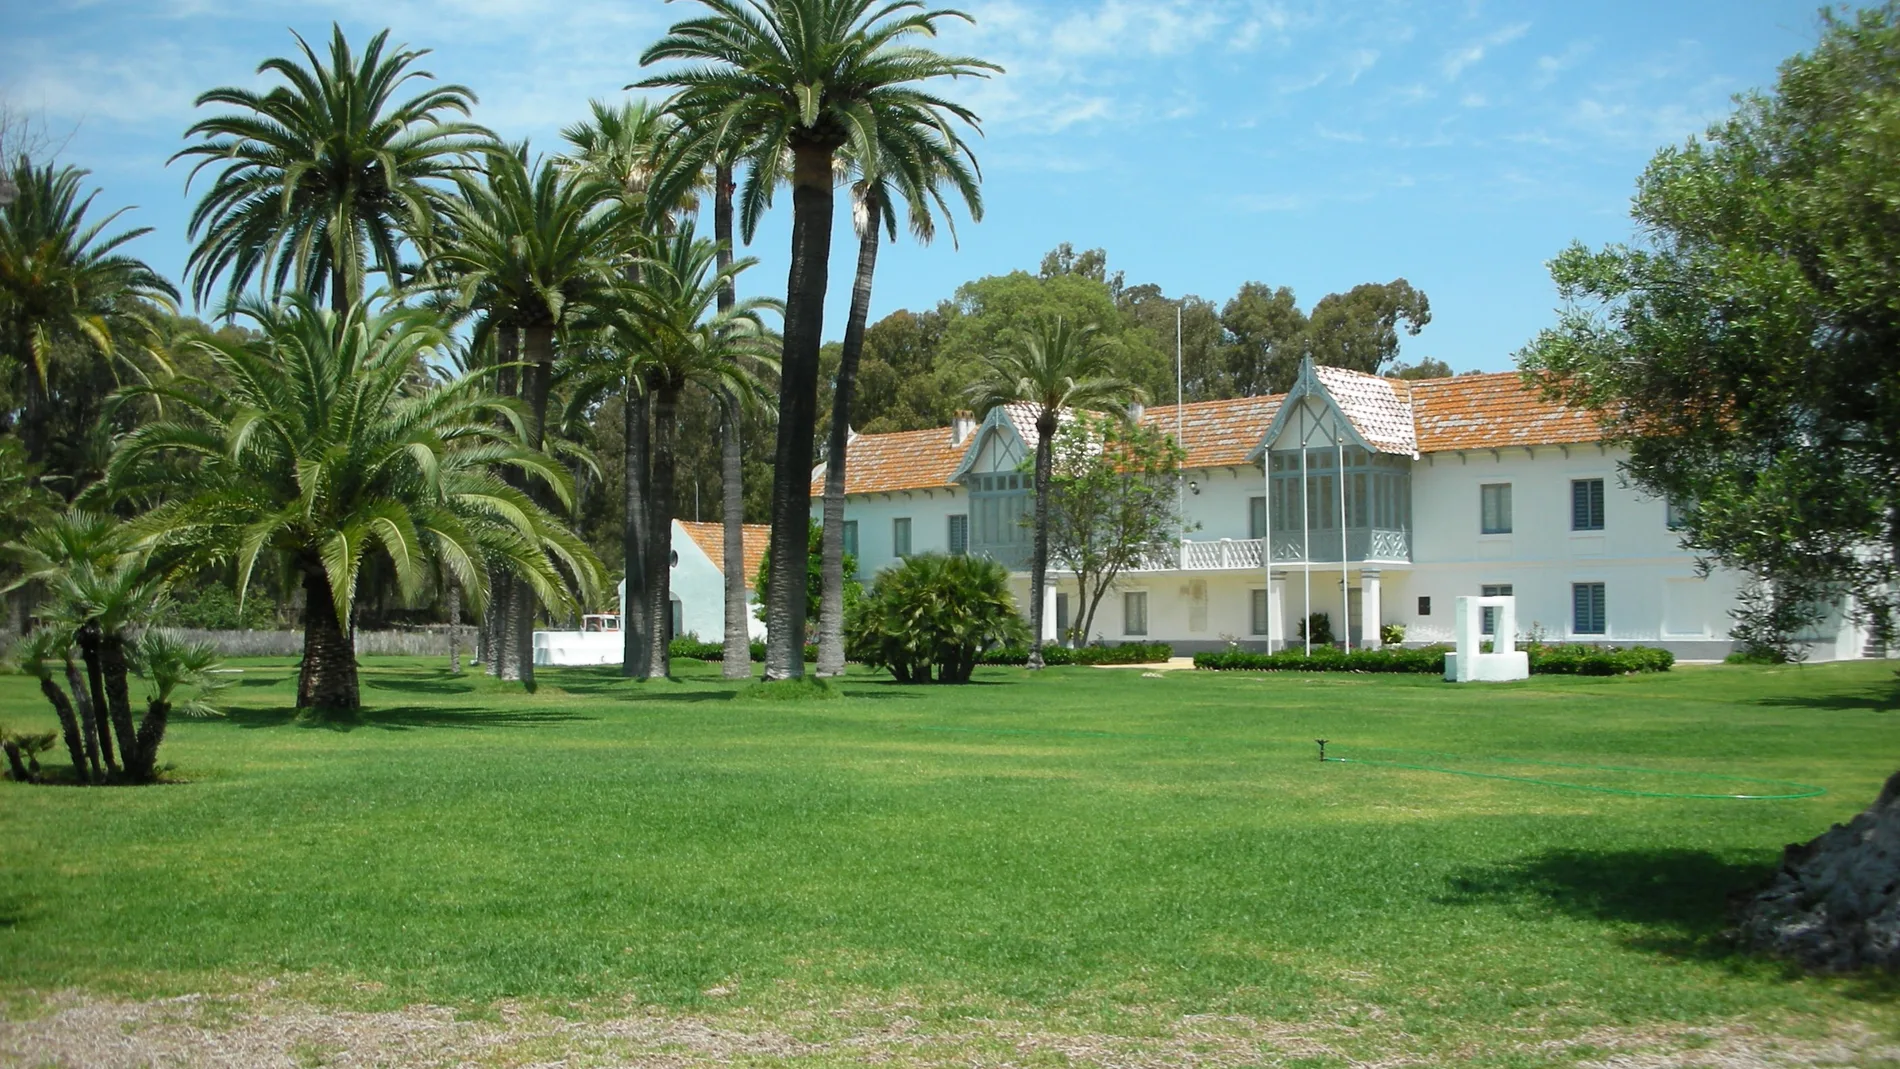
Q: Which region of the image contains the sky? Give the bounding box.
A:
[5,0,1832,375]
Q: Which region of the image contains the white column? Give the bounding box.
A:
[1268,570,1286,652]
[1041,580,1059,645]
[1361,568,1382,649]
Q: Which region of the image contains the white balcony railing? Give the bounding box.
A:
[1121,538,1267,573]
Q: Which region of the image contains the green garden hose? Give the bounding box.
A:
[1322,745,1827,800]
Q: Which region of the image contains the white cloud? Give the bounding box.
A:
[1532,40,1595,90]
[1442,21,1530,80]
[1315,123,1365,142]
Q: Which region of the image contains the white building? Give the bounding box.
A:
[813,359,1884,661]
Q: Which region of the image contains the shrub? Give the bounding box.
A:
[978,641,1173,666]
[847,554,1028,683]
[1380,623,1407,647]
[669,635,726,661]
[1297,612,1335,646]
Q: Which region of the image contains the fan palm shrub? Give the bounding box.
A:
[847,553,1026,683]
[174,24,491,312]
[102,295,600,714]
[968,318,1136,668]
[0,158,177,465]
[638,0,999,681]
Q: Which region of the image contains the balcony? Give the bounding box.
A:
[1124,538,1268,572]
[1269,527,1411,564]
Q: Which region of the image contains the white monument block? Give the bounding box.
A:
[1443,594,1530,682]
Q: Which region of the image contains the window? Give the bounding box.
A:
[1572,478,1605,531]
[841,520,858,559]
[1665,497,1691,531]
[1480,583,1513,636]
[948,514,968,555]
[1250,589,1270,635]
[1573,582,1606,635]
[1480,483,1512,534]
[1417,596,1431,616]
[1124,591,1149,636]
[1249,496,1267,539]
[668,597,682,640]
[892,517,912,557]
[1055,593,1070,640]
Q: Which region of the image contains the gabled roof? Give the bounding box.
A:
[1410,372,1601,453]
[809,425,969,496]
[1313,365,1418,455]
[676,520,770,581]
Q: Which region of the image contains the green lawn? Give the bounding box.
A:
[2,657,1897,1065]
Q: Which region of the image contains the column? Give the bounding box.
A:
[1361,569,1382,649]
[1041,580,1059,645]
[1268,570,1287,652]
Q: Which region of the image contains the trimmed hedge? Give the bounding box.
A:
[1193,645,1451,673]
[979,642,1174,666]
[1193,642,1673,675]
[666,637,812,663]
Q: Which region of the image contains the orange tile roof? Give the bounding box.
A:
[676,520,770,580]
[1138,395,1284,468]
[1410,372,1603,453]
[1314,366,1418,455]
[811,425,969,496]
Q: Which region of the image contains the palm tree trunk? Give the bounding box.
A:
[763,143,838,681]
[818,186,882,677]
[1028,412,1057,670]
[99,631,140,771]
[517,322,557,692]
[131,700,171,782]
[719,391,751,678]
[493,328,523,683]
[714,162,751,680]
[76,624,118,774]
[37,674,88,782]
[447,581,462,674]
[298,569,361,713]
[647,383,683,678]
[623,382,653,679]
[64,655,103,781]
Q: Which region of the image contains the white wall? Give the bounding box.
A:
[819,488,967,585]
[667,521,766,643]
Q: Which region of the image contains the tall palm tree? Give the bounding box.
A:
[816,128,983,676]
[969,319,1136,669]
[613,232,778,677]
[103,295,601,713]
[0,158,177,465]
[559,101,688,679]
[638,0,999,680]
[174,24,490,313]
[427,144,628,685]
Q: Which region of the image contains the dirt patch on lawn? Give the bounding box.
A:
[1,989,1895,1068]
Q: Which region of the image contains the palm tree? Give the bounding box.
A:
[0,158,178,465]
[103,295,601,713]
[174,24,490,313]
[427,144,628,685]
[638,0,999,680]
[613,232,778,677]
[559,102,689,679]
[969,319,1136,669]
[816,128,983,676]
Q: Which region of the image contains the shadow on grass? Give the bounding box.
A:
[217,704,594,731]
[1754,687,1899,713]
[366,676,483,696]
[1442,847,1772,959]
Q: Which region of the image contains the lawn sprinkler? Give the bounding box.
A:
[1316,739,1329,762]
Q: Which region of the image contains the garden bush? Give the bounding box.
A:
[979,641,1174,666]
[668,637,810,663]
[1525,642,1675,675]
[847,554,1028,683]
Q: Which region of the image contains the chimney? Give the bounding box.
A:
[952,410,975,445]
[1128,400,1145,422]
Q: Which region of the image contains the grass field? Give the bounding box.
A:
[1,656,1897,1066]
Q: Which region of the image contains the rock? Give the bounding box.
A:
[1735,769,1900,971]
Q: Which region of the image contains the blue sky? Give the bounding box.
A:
[7,0,1827,373]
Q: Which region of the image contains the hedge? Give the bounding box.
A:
[1193,642,1673,675]
[667,637,812,663]
[979,642,1174,666]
